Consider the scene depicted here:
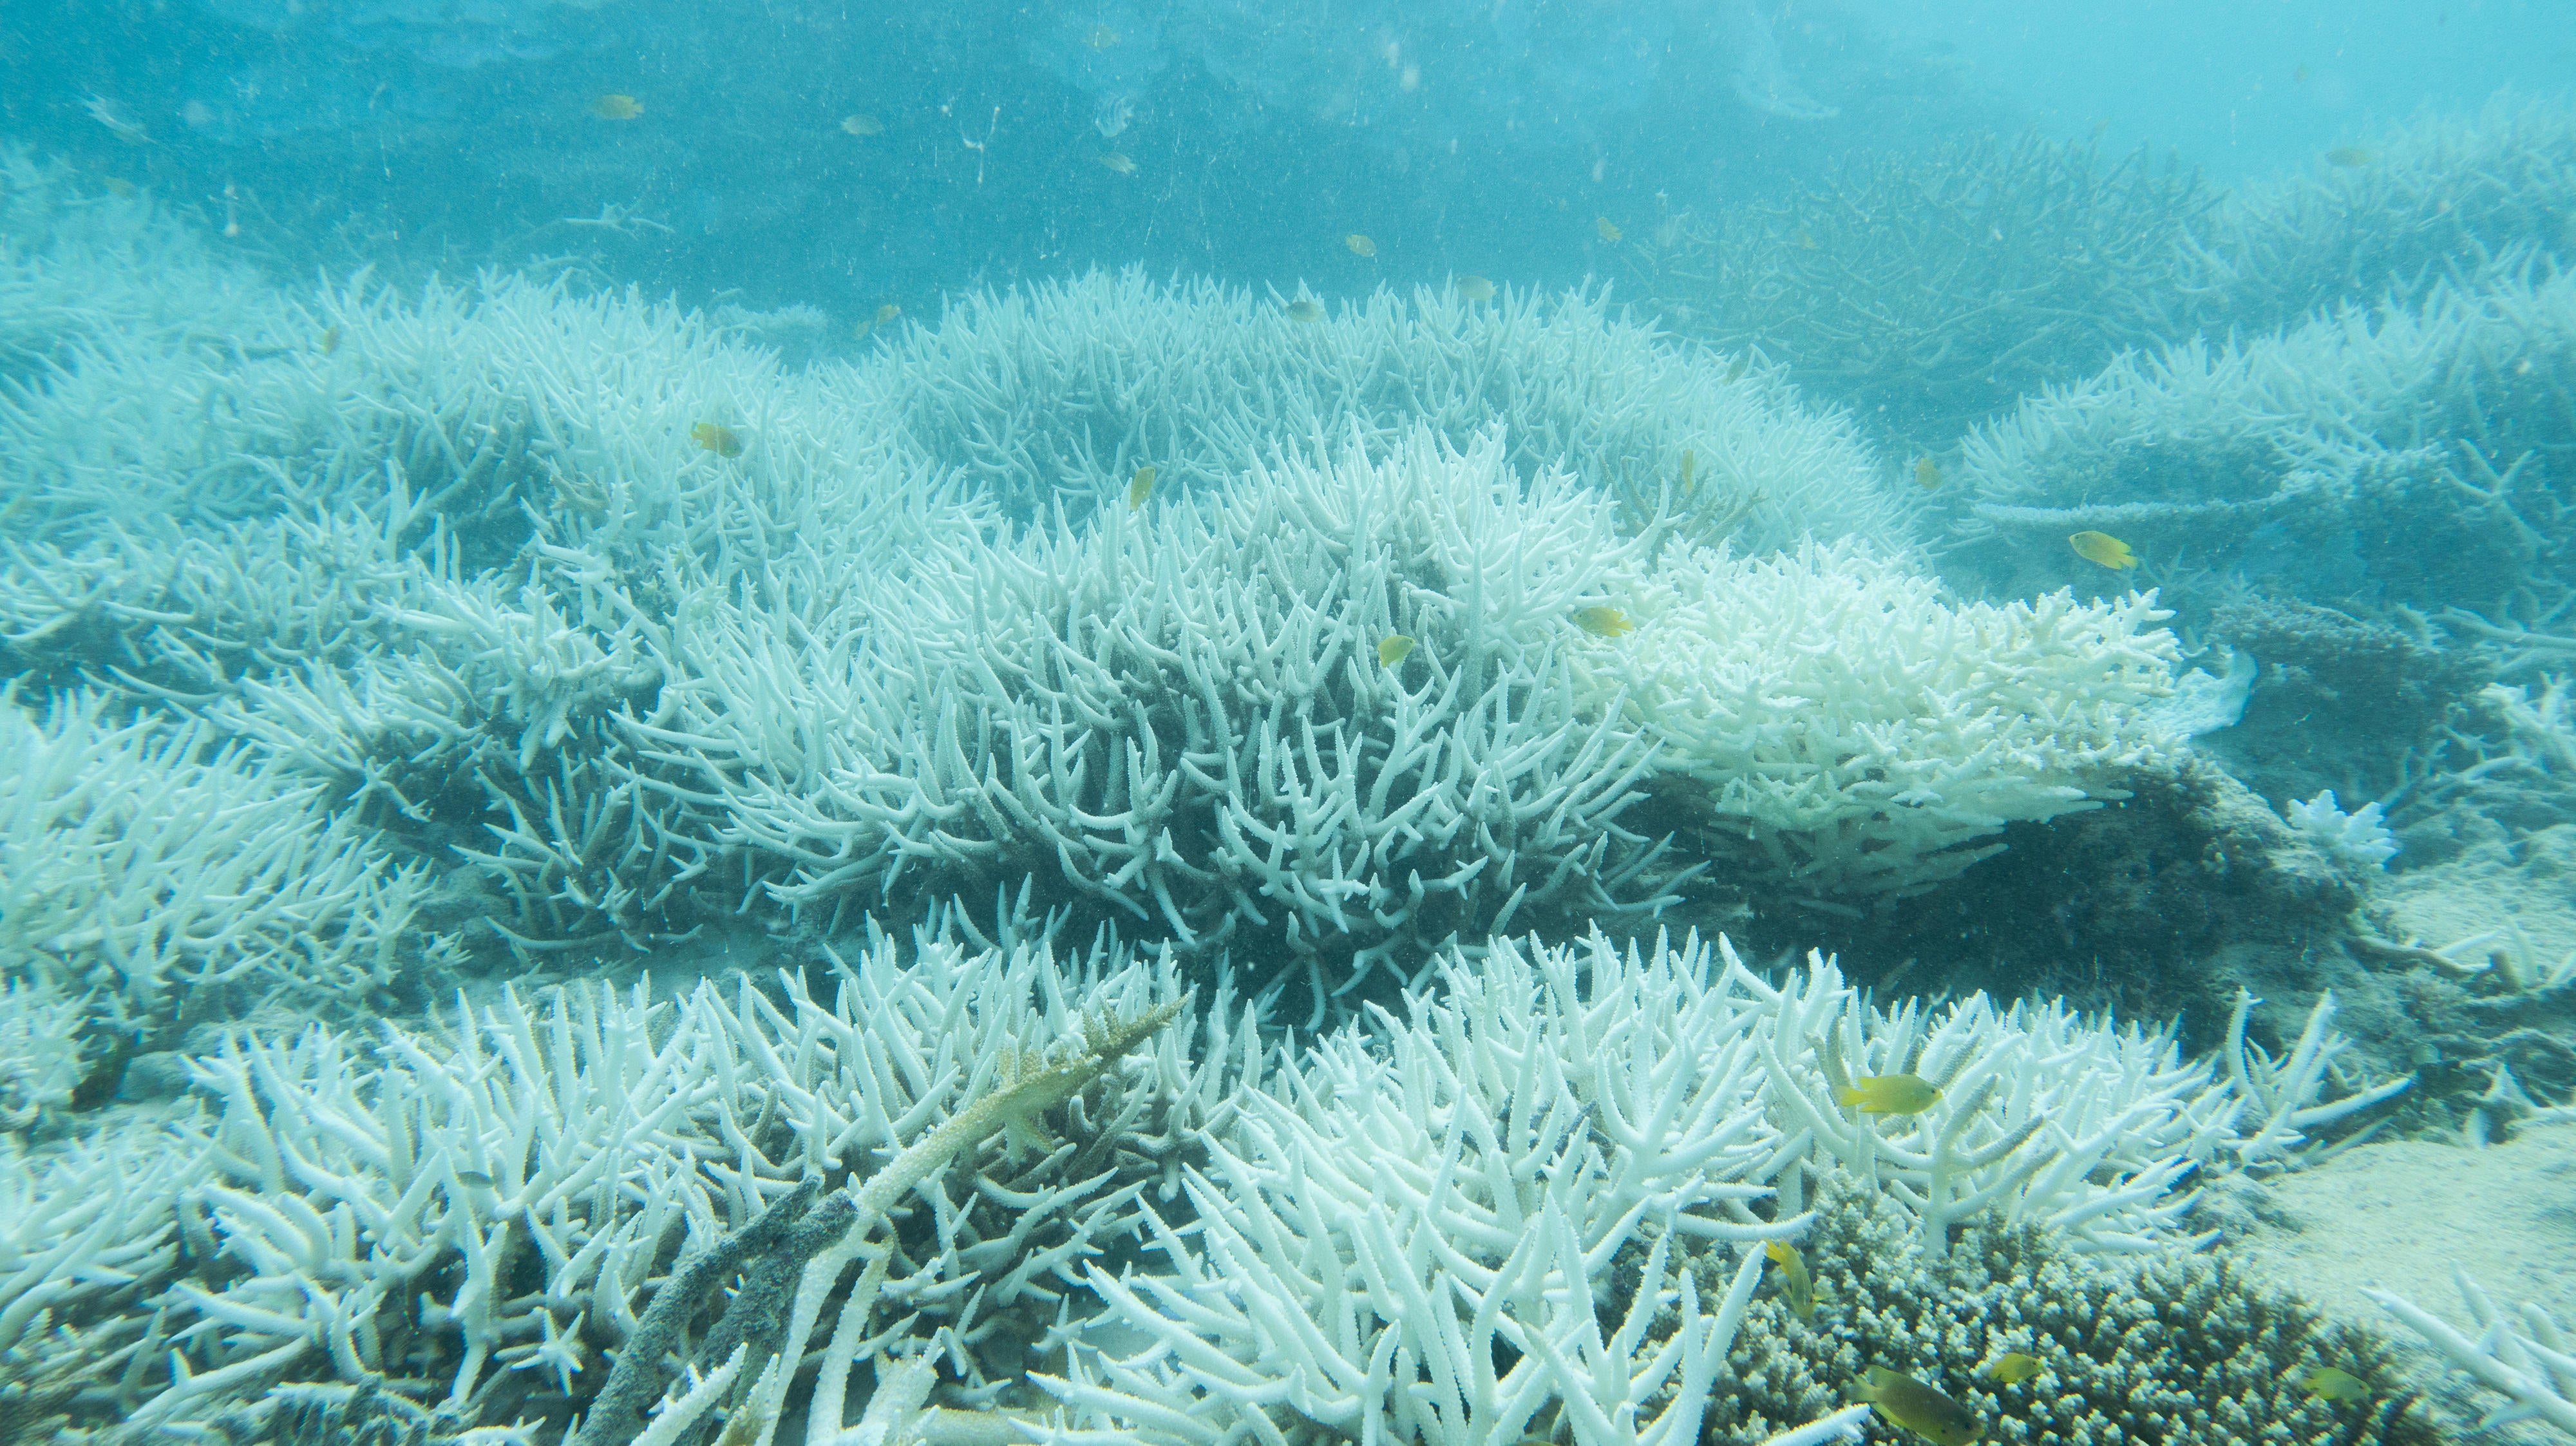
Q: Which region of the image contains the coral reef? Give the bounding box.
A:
[1573,540,2180,902]
[1638,131,2216,441]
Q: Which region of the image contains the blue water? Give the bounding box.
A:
[13,0,2559,308]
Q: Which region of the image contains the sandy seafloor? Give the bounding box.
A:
[2215,1121,2576,1443]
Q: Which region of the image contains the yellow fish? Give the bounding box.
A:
[876,303,902,327]
[1724,354,1750,383]
[2324,147,2374,167]
[1595,216,1623,243]
[1795,230,1818,250]
[1378,635,1416,667]
[690,423,743,459]
[1679,449,1695,494]
[1915,457,1942,490]
[1571,606,1633,638]
[1097,152,1137,175]
[1849,1367,1980,1446]
[1836,1074,1941,1116]
[320,326,342,356]
[102,176,137,198]
[1128,465,1157,508]
[1345,233,1378,258]
[1980,1353,2044,1385]
[591,93,644,121]
[2293,64,2311,83]
[1284,299,1325,323]
[2300,1366,2369,1402]
[1765,1241,1815,1320]
[1455,274,1496,302]
[1086,23,1121,48]
[841,114,884,136]
[2067,530,2138,569]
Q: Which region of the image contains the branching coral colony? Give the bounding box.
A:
[0,929,2413,1445]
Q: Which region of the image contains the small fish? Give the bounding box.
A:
[1285,299,1325,323]
[841,113,884,136]
[83,95,151,145]
[1795,230,1818,250]
[2067,530,2138,569]
[691,423,743,459]
[1678,449,1695,494]
[102,176,137,198]
[1836,1074,1942,1116]
[1456,274,1496,302]
[1724,354,1750,383]
[2324,147,2374,168]
[2293,64,2311,82]
[1378,635,1416,667]
[1086,23,1121,48]
[1915,457,1942,490]
[1097,151,1136,175]
[1980,1353,2044,1385]
[1571,606,1633,638]
[591,93,645,121]
[455,1170,495,1190]
[1849,1367,1980,1446]
[1127,465,1156,508]
[2300,1366,2369,1402]
[1595,216,1623,243]
[876,303,902,327]
[320,326,342,355]
[1765,1241,1815,1320]
[1345,233,1378,258]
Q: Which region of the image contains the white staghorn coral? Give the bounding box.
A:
[1039,929,2387,1446]
[1953,258,2576,615]
[1740,951,2239,1256]
[0,924,2404,1443]
[1042,929,1823,1446]
[2370,1271,2576,1440]
[0,977,86,1130]
[1574,540,2181,899]
[865,267,1909,551]
[117,920,1236,1439]
[636,428,1692,1016]
[0,689,433,1031]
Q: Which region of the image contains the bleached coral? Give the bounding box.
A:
[0,689,433,1031]
[1954,260,2576,616]
[108,920,1235,1440]
[0,977,85,1130]
[2371,1271,2576,1440]
[2282,790,2401,868]
[0,142,288,381]
[2190,92,2576,332]
[866,268,1910,551]
[1574,540,2181,899]
[636,429,1692,1014]
[1043,929,2392,1446]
